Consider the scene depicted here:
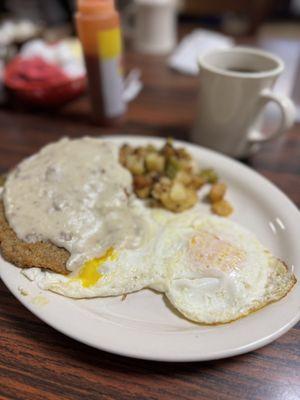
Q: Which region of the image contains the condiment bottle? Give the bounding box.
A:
[76,0,126,126]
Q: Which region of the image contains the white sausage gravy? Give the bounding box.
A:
[3,137,148,271]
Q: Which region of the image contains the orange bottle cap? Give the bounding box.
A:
[78,0,115,15]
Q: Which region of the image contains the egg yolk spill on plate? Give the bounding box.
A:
[75,247,117,288]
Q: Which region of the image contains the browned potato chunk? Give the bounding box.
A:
[175,170,192,185]
[125,154,145,175]
[170,182,187,202]
[119,144,133,165]
[163,187,197,212]
[153,180,198,212]
[133,175,153,198]
[212,199,233,217]
[188,175,206,190]
[136,187,152,199]
[175,171,205,190]
[145,153,165,172]
[0,174,6,187]
[152,177,172,200]
[178,158,194,173]
[134,146,148,158]
[209,183,227,203]
[133,174,152,190]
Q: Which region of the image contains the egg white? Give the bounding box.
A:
[22,206,296,324]
[23,206,162,298]
[161,212,296,324]
[23,247,152,298]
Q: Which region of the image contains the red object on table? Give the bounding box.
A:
[5,57,86,107]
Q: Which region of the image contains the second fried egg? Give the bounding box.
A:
[161,212,296,324]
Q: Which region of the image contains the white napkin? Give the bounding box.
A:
[123,69,143,103]
[168,29,234,75]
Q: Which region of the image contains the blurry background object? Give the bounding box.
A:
[0,0,143,112]
[0,20,42,48]
[0,18,43,70]
[123,0,180,54]
[0,0,299,117]
[20,39,85,79]
[5,0,74,26]
[76,0,126,126]
[4,38,86,108]
[2,0,299,37]
[292,0,300,13]
[4,0,74,41]
[168,29,234,75]
[0,60,5,104]
[179,0,288,35]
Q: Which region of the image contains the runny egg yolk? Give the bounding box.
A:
[76,247,117,288]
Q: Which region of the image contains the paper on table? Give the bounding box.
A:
[168,29,234,75]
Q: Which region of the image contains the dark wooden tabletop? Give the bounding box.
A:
[0,33,300,400]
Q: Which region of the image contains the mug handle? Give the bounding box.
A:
[247,89,296,144]
[122,4,137,39]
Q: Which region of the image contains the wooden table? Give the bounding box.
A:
[0,39,299,400]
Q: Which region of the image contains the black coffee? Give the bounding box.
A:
[225,67,262,73]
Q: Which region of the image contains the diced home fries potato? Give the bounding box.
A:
[209,183,227,203]
[145,153,165,172]
[211,199,233,217]
[119,140,233,215]
[124,154,145,175]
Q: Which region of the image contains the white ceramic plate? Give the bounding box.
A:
[1,136,299,362]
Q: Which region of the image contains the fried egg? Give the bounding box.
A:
[160,212,296,324]
[23,206,296,324]
[23,207,162,298]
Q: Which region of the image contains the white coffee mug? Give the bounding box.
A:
[191,47,296,158]
[123,0,179,54]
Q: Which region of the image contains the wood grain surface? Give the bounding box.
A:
[0,35,299,400]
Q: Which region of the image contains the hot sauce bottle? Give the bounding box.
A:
[76,0,126,126]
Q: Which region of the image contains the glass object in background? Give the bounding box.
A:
[76,0,126,126]
[122,0,179,54]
